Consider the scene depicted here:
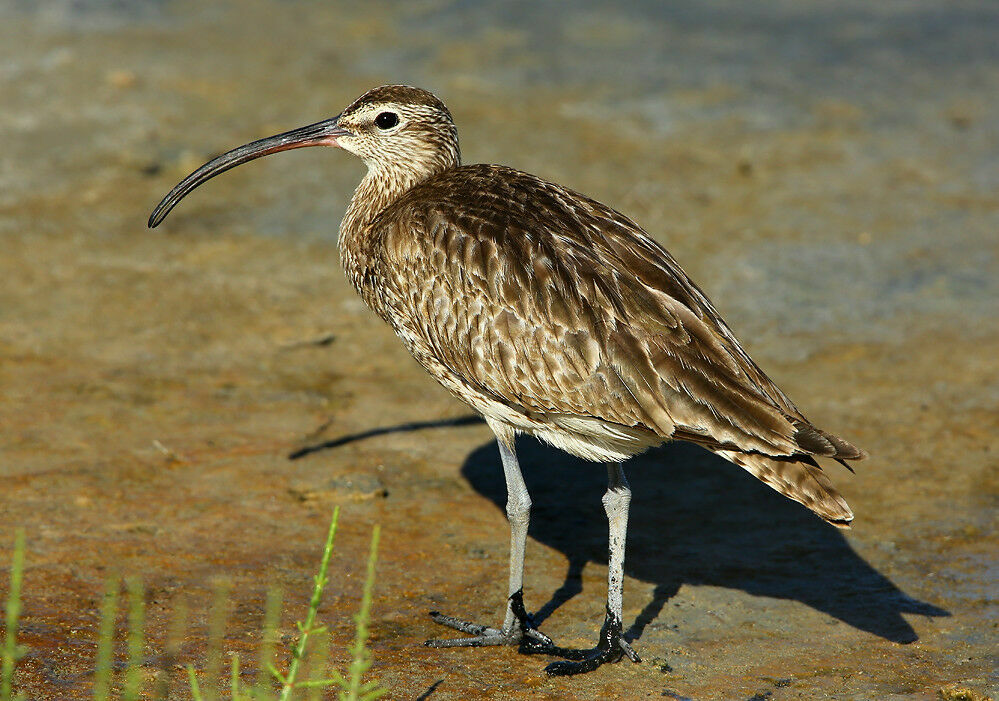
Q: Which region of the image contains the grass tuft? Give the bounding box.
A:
[343,525,384,701]
[2,529,26,701]
[256,586,284,695]
[93,577,120,701]
[277,506,339,701]
[122,577,146,701]
[2,509,384,700]
[155,598,188,700]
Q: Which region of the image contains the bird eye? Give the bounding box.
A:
[374,112,399,130]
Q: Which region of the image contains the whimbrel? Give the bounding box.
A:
[149,85,866,676]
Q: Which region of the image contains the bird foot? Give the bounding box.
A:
[424,590,562,655]
[544,607,641,676]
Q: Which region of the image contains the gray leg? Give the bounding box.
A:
[545,463,641,676]
[604,463,639,661]
[499,433,531,633]
[425,420,554,651]
[605,463,628,620]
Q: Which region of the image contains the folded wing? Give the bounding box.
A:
[372,164,864,525]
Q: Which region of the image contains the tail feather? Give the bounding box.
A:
[792,421,867,460]
[715,449,854,528]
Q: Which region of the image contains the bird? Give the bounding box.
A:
[149,85,866,676]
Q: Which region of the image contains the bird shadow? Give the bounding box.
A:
[460,435,949,645]
[290,416,947,644]
[288,415,484,460]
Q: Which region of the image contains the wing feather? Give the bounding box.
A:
[371,164,864,464]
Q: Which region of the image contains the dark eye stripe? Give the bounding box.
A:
[375,112,399,130]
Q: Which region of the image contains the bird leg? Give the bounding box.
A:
[545,463,641,676]
[425,426,558,653]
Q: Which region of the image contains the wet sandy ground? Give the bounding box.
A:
[1,2,997,699]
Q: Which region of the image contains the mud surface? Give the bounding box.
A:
[1,2,997,699]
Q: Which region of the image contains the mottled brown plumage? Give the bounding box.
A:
[149,84,866,675]
[346,154,864,526]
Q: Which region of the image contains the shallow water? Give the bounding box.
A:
[1,2,996,699]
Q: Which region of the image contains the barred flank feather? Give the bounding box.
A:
[793,421,868,460]
[715,450,854,527]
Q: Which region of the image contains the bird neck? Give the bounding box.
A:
[339,140,460,241]
[340,168,413,243]
[337,155,456,315]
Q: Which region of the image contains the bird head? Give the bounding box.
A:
[148,85,460,228]
[334,85,460,176]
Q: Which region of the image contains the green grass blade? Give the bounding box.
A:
[266,662,286,684]
[343,525,381,701]
[154,598,188,700]
[295,678,340,689]
[206,578,232,701]
[305,627,331,701]
[92,577,119,701]
[361,686,388,701]
[279,507,339,701]
[255,587,282,696]
[122,577,146,701]
[229,652,240,701]
[1,529,25,701]
[187,664,204,701]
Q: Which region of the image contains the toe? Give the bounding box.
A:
[428,611,495,636]
[619,638,641,663]
[544,650,618,676]
[425,634,509,648]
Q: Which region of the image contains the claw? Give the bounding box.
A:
[618,638,641,663]
[424,593,640,673]
[424,611,514,648]
[425,590,569,654]
[544,607,640,676]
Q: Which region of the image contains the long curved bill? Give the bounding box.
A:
[148,116,351,228]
